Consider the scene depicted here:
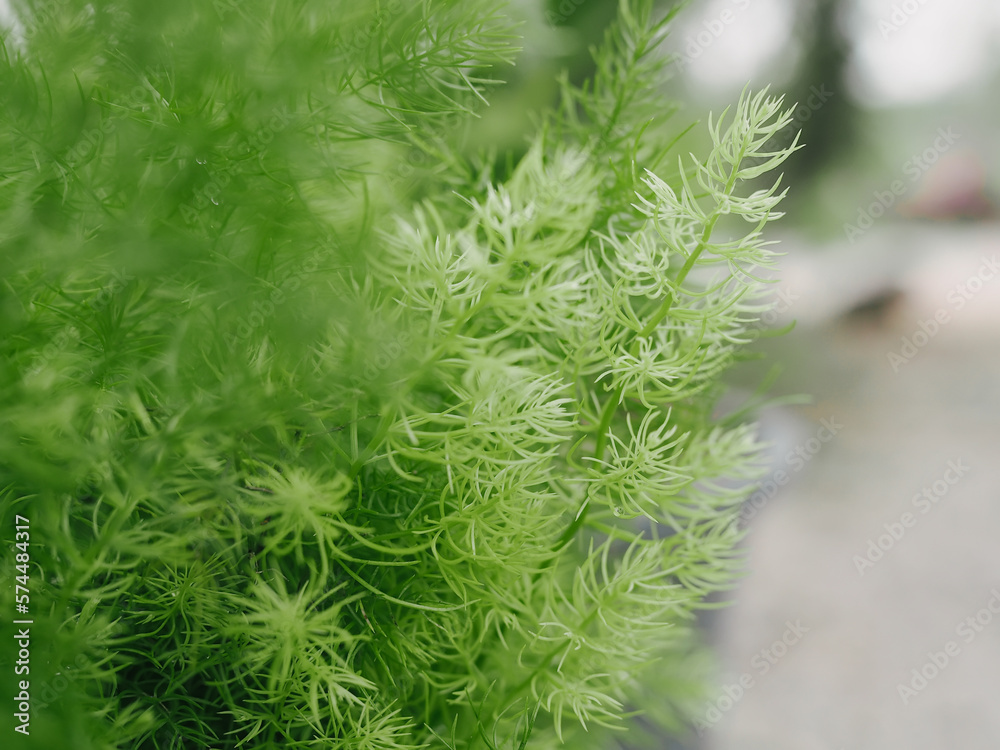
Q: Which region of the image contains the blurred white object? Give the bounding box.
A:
[769,223,1000,332]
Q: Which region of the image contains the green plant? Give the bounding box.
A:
[0,0,800,747]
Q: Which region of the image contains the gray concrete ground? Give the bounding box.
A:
[701,222,1000,749]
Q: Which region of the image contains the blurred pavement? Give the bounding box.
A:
[703,222,1000,749]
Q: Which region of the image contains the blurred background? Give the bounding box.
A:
[664,0,1000,747]
[3,0,996,746]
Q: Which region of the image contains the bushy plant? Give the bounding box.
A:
[0,0,799,747]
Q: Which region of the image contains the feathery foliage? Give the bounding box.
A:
[0,0,800,747]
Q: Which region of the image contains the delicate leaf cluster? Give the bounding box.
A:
[0,1,799,748]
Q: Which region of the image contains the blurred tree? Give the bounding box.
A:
[779,0,860,202]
